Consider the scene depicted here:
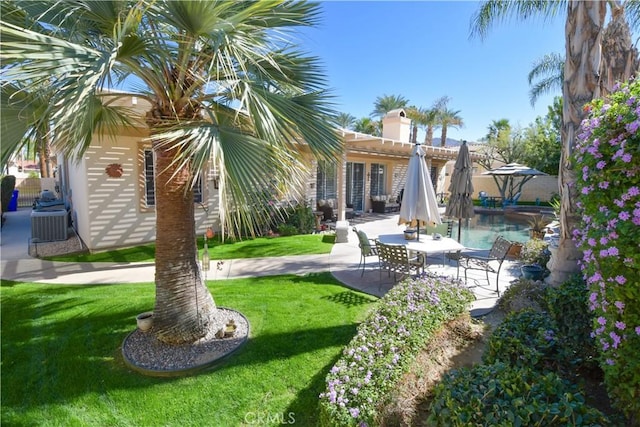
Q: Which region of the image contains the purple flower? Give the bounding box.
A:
[619,211,630,221]
[615,275,627,285]
[608,247,619,256]
[610,332,621,349]
[625,120,640,134]
[615,321,626,330]
[622,153,632,163]
[349,407,360,418]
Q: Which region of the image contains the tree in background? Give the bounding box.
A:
[2,82,54,177]
[335,112,356,130]
[1,1,341,345]
[370,93,408,135]
[520,97,562,175]
[471,0,640,286]
[437,104,463,147]
[477,120,529,200]
[353,117,380,136]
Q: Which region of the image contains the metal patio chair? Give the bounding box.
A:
[376,241,424,282]
[353,227,378,276]
[456,235,513,294]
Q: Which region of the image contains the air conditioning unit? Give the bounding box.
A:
[31,210,68,242]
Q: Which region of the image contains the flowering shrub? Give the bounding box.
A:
[573,79,640,419]
[318,274,474,426]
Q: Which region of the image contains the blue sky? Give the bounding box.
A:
[298,1,567,142]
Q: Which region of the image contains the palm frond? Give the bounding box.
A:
[469,0,566,40]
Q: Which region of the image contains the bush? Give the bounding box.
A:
[573,79,640,419]
[543,275,597,366]
[520,238,551,267]
[483,310,562,371]
[497,278,549,314]
[428,362,609,426]
[277,223,297,236]
[318,274,474,426]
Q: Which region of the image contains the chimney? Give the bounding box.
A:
[382,109,411,142]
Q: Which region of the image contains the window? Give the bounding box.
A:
[316,160,337,200]
[370,163,386,196]
[144,149,203,207]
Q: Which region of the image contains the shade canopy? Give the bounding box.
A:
[482,163,547,177]
[398,143,442,229]
[445,141,475,241]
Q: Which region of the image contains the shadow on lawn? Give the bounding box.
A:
[1,281,366,415]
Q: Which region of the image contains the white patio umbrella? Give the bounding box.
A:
[445,141,475,242]
[398,143,441,238]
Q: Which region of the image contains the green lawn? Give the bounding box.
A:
[1,274,376,426]
[45,234,335,263]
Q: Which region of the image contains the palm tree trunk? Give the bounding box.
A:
[440,126,447,147]
[152,144,217,344]
[548,0,606,286]
[424,126,434,146]
[600,4,639,95]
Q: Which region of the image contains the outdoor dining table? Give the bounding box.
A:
[377,233,465,266]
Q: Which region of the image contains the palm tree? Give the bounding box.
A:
[528,53,564,107]
[1,1,342,345]
[485,118,511,142]
[353,117,380,136]
[437,107,463,147]
[335,112,356,130]
[405,105,424,144]
[471,0,639,285]
[1,82,55,177]
[421,108,440,146]
[370,94,408,134]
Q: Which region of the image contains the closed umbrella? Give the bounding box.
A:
[445,141,475,241]
[398,143,441,238]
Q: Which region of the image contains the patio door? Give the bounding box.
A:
[346,162,365,211]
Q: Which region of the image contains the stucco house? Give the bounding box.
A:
[53,96,461,251]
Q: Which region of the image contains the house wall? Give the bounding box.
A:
[68,131,220,251]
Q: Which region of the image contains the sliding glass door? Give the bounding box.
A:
[346,162,365,211]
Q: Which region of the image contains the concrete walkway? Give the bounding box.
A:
[0,209,523,315]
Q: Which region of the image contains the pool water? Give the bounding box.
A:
[453,214,529,249]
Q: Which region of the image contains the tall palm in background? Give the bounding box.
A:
[437,106,463,147]
[1,1,341,345]
[471,0,639,285]
[405,105,425,144]
[335,112,356,130]
[485,118,511,142]
[370,93,408,135]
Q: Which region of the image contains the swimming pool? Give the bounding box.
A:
[453,213,530,249]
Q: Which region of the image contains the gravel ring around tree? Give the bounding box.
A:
[122,307,249,377]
